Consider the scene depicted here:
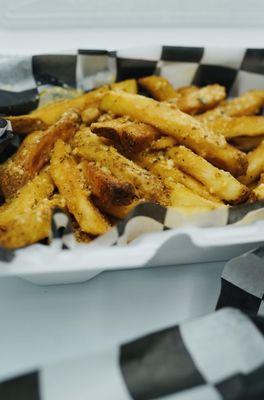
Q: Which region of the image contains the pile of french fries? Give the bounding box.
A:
[0,76,263,249]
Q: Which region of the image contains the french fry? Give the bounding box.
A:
[251,174,264,201]
[239,140,264,185]
[136,151,222,204]
[167,145,249,203]
[138,76,177,101]
[31,86,108,126]
[79,160,136,206]
[0,170,54,249]
[168,84,226,115]
[206,115,264,139]
[198,90,263,122]
[252,183,264,200]
[0,109,81,198]
[168,183,218,208]
[72,129,168,205]
[111,79,138,94]
[94,198,142,219]
[50,140,109,235]
[81,107,101,125]
[100,91,248,177]
[150,136,178,150]
[171,205,225,215]
[91,117,159,154]
[230,135,264,152]
[139,154,220,208]
[6,115,47,134]
[136,152,219,208]
[176,86,198,95]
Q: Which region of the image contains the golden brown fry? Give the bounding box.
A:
[136,151,222,204]
[138,76,176,101]
[0,110,81,198]
[111,79,138,94]
[230,135,264,152]
[168,183,218,208]
[100,91,247,177]
[239,140,264,185]
[94,198,142,219]
[31,86,108,126]
[6,115,47,134]
[168,84,226,115]
[50,140,109,235]
[136,152,219,208]
[251,174,264,201]
[79,160,136,206]
[167,146,249,203]
[91,117,159,154]
[0,170,54,249]
[206,115,264,139]
[176,86,198,95]
[252,183,264,200]
[198,90,263,122]
[149,136,177,150]
[81,107,101,125]
[72,129,168,204]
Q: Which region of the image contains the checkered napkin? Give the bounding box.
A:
[0,47,264,114]
[0,307,263,399]
[0,247,263,399]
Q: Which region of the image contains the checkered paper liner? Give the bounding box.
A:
[1,310,264,400]
[0,46,264,267]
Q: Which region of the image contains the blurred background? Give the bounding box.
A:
[0,0,263,53]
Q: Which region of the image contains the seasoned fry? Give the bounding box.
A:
[31,86,108,126]
[0,170,54,249]
[168,84,226,114]
[167,146,249,203]
[239,140,264,185]
[79,160,136,206]
[169,183,218,208]
[230,135,264,152]
[198,90,263,122]
[111,79,138,94]
[138,76,177,101]
[251,174,264,201]
[0,109,81,198]
[100,91,248,177]
[139,76,226,114]
[136,152,219,208]
[72,129,168,204]
[149,136,177,150]
[176,86,198,95]
[81,107,101,125]
[252,183,264,200]
[91,117,159,154]
[50,140,109,235]
[6,115,47,134]
[94,199,142,219]
[206,115,264,139]
[136,150,222,204]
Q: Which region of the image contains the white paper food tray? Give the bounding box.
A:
[0,45,263,285]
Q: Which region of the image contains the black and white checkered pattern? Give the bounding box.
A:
[0,118,13,153]
[1,46,264,116]
[217,245,264,315]
[0,308,263,400]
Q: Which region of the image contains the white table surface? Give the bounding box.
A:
[0,27,262,381]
